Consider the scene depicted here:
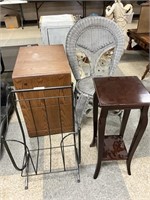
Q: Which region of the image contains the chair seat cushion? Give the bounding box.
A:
[76,76,95,97]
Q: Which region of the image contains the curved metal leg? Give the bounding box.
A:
[127,106,149,175]
[93,108,108,179]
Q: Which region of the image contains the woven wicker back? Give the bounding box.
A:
[66,16,125,80]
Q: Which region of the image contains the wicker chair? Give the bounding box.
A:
[66,16,125,126]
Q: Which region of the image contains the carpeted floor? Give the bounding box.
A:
[0,22,150,200]
[0,51,150,200]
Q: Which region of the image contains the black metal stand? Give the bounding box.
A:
[2,85,80,189]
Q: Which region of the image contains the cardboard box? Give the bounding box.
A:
[4,15,20,29]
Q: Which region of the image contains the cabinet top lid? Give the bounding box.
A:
[12,45,71,78]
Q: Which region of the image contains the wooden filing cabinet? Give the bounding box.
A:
[12,45,73,137]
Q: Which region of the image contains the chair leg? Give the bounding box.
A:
[75,93,89,126]
[141,63,150,80]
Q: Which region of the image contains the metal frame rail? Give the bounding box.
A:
[1,85,81,189]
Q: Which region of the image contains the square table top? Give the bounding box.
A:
[93,76,150,108]
[12,45,71,79]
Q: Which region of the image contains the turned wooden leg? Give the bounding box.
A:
[141,63,150,80]
[127,37,133,50]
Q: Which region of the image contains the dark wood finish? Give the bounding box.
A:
[141,63,150,80]
[12,45,73,137]
[127,29,150,79]
[91,76,150,179]
[103,135,128,160]
[127,2,150,80]
[127,29,149,51]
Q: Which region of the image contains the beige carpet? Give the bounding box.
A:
[119,50,150,91]
[0,21,150,200]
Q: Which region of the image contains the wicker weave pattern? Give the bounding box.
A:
[66,16,125,80]
[65,16,125,125]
